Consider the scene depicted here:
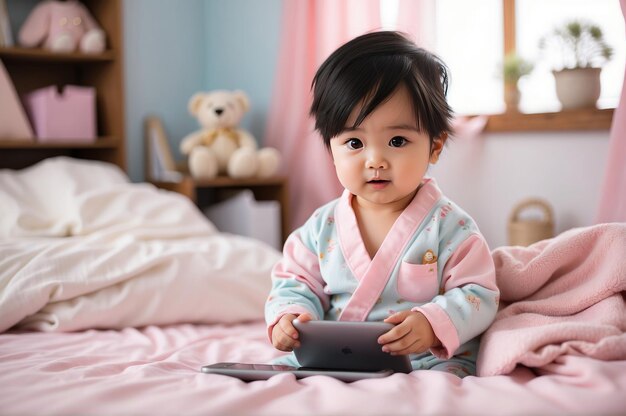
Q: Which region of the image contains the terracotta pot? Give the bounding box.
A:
[552,67,601,109]
[504,82,521,112]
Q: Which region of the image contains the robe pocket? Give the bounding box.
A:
[396,262,439,303]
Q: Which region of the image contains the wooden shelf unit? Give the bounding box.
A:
[0,46,115,62]
[0,0,125,172]
[0,136,120,148]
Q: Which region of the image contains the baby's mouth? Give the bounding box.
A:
[367,179,391,187]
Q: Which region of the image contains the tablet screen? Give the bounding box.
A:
[293,320,412,373]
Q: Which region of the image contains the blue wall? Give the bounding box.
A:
[123,0,207,181]
[124,0,282,181]
[204,0,281,139]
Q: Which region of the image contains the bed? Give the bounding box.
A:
[1,157,625,416]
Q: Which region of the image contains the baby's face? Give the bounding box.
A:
[329,84,443,211]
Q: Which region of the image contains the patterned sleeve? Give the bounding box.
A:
[413,233,499,358]
[264,221,329,341]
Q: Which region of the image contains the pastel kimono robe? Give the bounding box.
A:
[265,178,499,373]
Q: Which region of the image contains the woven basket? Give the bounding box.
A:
[507,198,554,246]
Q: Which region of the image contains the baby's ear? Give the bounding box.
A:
[429,133,447,164]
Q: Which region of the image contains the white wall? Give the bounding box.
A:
[430,130,610,248]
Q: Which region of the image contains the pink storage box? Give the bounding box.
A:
[24,85,96,142]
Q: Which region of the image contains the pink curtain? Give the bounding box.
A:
[264,0,382,231]
[596,0,626,223]
[265,0,438,231]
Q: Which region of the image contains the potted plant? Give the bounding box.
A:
[502,53,534,112]
[539,20,614,109]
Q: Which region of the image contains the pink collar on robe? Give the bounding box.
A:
[335,178,442,321]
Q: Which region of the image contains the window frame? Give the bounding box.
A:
[482,0,614,132]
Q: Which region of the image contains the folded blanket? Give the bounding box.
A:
[477,223,626,376]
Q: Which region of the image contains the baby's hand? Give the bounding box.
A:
[271,312,314,352]
[377,310,438,355]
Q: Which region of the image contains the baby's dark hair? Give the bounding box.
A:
[310,31,453,149]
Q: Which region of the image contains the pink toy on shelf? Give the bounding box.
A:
[23,85,96,142]
[18,0,106,54]
[0,60,34,140]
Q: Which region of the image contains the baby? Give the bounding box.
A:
[265,31,499,378]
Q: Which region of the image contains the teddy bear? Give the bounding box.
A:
[18,0,106,54]
[180,90,281,180]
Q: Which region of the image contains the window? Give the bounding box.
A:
[437,0,625,114]
[380,0,399,29]
[435,0,503,115]
[515,0,624,112]
[383,0,624,123]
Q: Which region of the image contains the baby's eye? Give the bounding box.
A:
[345,138,363,150]
[389,136,407,148]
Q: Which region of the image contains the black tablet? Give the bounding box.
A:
[293,320,413,373]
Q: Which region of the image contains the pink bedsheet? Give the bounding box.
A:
[1,321,625,416]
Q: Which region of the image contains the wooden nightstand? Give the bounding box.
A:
[144,115,289,243]
[151,175,289,243]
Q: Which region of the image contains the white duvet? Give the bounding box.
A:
[0,157,282,333]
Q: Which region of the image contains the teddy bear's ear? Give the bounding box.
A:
[188,93,206,116]
[233,90,250,112]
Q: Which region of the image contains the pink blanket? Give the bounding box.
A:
[478,223,626,376]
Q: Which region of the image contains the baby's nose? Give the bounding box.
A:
[365,152,388,169]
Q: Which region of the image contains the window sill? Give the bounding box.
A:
[481,108,614,132]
